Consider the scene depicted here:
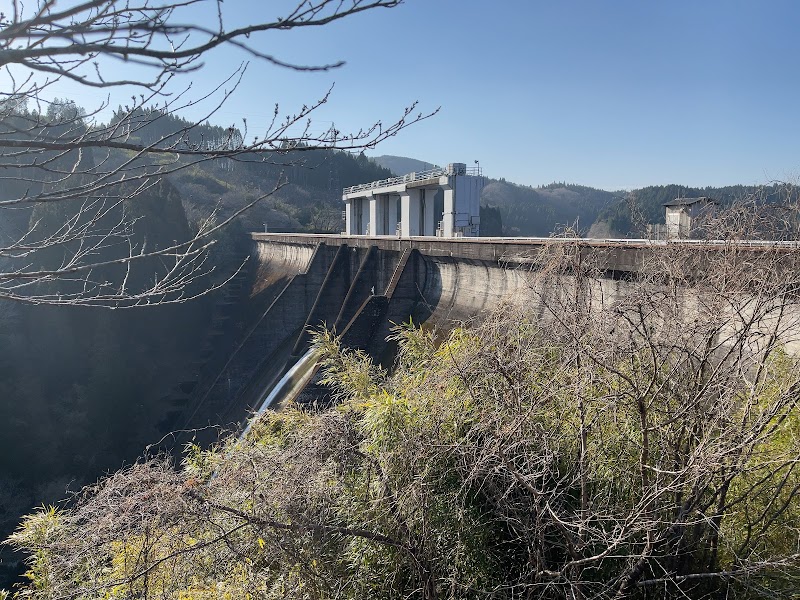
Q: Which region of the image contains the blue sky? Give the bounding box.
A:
[31,0,800,190]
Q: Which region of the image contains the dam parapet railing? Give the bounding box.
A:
[342,164,482,195]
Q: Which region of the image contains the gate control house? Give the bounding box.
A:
[342,162,485,237]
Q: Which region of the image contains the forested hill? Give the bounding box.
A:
[370,154,440,175]
[591,184,783,237]
[0,103,395,587]
[481,180,620,237]
[105,106,393,237]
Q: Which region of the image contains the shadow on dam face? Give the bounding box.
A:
[169,240,555,448]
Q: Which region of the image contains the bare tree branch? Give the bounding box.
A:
[0,0,434,307]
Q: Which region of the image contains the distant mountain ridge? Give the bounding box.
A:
[370,155,441,176]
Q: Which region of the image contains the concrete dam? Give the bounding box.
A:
[173,233,800,443]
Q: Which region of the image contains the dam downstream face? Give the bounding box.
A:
[180,234,800,439]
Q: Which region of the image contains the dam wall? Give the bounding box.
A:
[176,234,800,442]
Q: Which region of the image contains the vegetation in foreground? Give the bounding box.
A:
[6,235,800,599]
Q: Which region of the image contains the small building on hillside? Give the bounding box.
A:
[658,196,718,239]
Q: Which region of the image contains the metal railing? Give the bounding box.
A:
[343,165,482,195]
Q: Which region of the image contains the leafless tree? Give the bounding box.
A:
[469,217,800,598]
[0,0,431,307]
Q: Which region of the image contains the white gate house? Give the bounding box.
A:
[342,163,485,237]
